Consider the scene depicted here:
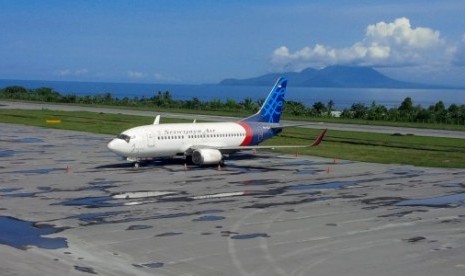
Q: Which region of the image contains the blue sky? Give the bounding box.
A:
[1,0,465,85]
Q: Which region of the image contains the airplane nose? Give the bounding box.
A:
[107,139,126,156]
[107,139,116,151]
[107,139,117,152]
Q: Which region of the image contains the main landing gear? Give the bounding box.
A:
[127,158,141,168]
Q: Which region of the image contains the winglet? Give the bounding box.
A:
[311,129,328,147]
[153,115,160,125]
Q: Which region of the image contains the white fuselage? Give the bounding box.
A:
[107,122,252,159]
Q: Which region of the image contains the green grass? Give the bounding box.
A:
[2,108,465,168]
[266,128,465,168]
[0,109,189,135]
[4,98,465,131]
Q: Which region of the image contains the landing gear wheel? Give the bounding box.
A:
[185,155,193,165]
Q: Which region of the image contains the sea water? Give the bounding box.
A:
[1,79,464,109]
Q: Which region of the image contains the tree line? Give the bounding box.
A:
[1,85,465,125]
[341,98,465,125]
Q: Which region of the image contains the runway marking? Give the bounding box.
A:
[113,191,176,199]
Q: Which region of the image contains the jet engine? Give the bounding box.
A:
[192,149,223,165]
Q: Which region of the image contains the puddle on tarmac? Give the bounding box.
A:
[404,236,426,243]
[132,262,164,269]
[246,196,333,209]
[113,191,178,199]
[17,137,44,143]
[142,262,164,269]
[221,230,239,237]
[239,179,280,186]
[396,193,465,207]
[8,168,64,175]
[0,150,19,157]
[126,225,153,230]
[65,134,106,141]
[193,215,225,221]
[388,169,423,175]
[0,150,40,157]
[155,232,183,237]
[71,211,127,224]
[0,216,67,250]
[73,209,224,225]
[74,266,97,274]
[361,197,405,207]
[436,183,465,188]
[60,196,121,208]
[56,159,76,163]
[1,192,39,198]
[86,180,120,191]
[378,209,428,218]
[285,160,314,166]
[89,180,120,186]
[230,233,270,239]
[294,169,321,175]
[224,164,272,173]
[88,210,197,225]
[0,188,22,193]
[287,181,358,190]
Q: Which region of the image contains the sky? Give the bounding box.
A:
[1,0,465,86]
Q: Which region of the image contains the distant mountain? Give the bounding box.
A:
[219,65,439,89]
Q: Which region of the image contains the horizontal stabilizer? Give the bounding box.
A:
[270,122,318,130]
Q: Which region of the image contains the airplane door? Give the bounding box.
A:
[147,132,155,148]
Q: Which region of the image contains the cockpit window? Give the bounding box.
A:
[117,133,131,143]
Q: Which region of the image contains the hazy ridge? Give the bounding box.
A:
[219,65,449,89]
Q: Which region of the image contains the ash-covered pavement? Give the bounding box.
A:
[1,123,465,276]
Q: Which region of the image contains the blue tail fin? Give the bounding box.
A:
[242,77,287,123]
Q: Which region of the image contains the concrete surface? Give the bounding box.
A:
[1,123,465,275]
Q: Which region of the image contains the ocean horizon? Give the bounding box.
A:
[1,79,465,110]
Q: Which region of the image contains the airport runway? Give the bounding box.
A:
[1,123,465,275]
[2,101,465,139]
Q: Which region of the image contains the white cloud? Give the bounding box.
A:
[271,17,451,71]
[127,71,180,83]
[365,18,441,49]
[128,70,147,79]
[55,68,89,77]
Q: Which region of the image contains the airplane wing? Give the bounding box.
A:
[188,129,328,153]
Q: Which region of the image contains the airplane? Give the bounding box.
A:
[107,77,327,167]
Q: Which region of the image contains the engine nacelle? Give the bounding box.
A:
[192,149,223,165]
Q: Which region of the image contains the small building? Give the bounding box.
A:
[331,111,342,118]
